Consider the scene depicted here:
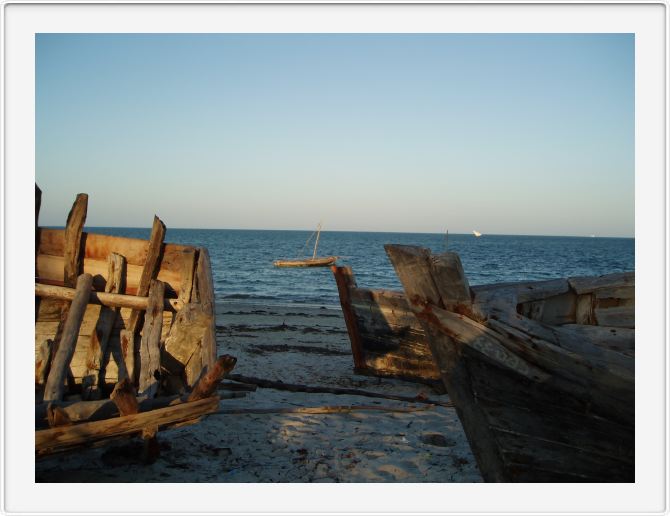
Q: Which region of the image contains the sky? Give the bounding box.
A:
[36,34,634,237]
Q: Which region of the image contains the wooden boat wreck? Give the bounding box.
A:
[35,186,236,458]
[331,265,442,390]
[274,222,337,267]
[385,244,634,482]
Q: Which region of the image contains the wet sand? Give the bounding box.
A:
[35,302,482,483]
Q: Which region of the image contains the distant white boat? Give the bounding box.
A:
[472,230,482,237]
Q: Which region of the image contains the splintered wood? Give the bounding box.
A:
[35,187,225,458]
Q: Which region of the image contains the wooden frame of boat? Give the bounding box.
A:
[384,244,634,482]
[35,185,236,458]
[330,265,442,389]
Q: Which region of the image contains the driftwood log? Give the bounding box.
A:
[43,274,94,401]
[35,283,181,312]
[225,374,453,407]
[213,404,434,416]
[82,253,127,399]
[188,355,238,401]
[35,396,220,456]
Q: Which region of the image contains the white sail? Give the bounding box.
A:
[472,230,482,237]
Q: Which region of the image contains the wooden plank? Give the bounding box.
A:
[560,324,634,357]
[35,339,54,387]
[195,247,216,374]
[569,272,635,295]
[35,282,180,312]
[39,228,194,271]
[518,291,577,325]
[478,279,570,304]
[122,216,166,384]
[138,279,165,398]
[594,306,635,329]
[575,294,595,325]
[82,253,126,400]
[35,396,220,456]
[162,303,210,376]
[36,253,181,296]
[178,248,197,304]
[331,266,366,369]
[594,285,635,301]
[384,245,443,308]
[430,252,472,312]
[43,274,94,401]
[63,194,88,288]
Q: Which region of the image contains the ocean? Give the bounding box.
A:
[83,228,635,309]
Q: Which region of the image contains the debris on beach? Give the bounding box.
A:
[35,185,237,460]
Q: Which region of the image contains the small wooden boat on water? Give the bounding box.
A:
[385,244,634,482]
[275,256,338,268]
[34,185,237,458]
[273,222,338,267]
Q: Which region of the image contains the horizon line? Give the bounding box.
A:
[41,225,635,240]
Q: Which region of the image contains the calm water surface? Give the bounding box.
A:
[85,228,635,308]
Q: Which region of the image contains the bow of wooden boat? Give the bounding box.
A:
[383,243,635,483]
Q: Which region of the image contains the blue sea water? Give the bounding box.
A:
[85,228,634,308]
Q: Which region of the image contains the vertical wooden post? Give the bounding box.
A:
[195,248,216,376]
[35,183,42,260]
[331,265,365,370]
[35,184,43,320]
[63,194,88,288]
[178,248,197,306]
[120,215,165,384]
[43,273,93,401]
[82,253,126,399]
[138,279,165,398]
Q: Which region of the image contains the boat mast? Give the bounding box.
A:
[313,222,322,259]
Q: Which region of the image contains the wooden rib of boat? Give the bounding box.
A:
[384,244,634,483]
[273,222,338,268]
[274,256,338,267]
[331,265,443,390]
[35,185,236,458]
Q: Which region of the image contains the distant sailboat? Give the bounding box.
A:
[472,230,482,238]
[273,222,338,267]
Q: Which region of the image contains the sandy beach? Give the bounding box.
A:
[36,302,482,483]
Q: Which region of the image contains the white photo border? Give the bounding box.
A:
[2,2,667,514]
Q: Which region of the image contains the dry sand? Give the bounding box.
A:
[35,302,482,483]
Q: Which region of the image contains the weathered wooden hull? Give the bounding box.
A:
[385,244,634,483]
[36,198,217,399]
[331,266,442,388]
[274,256,338,267]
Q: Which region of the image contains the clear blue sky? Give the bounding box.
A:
[36,34,634,237]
